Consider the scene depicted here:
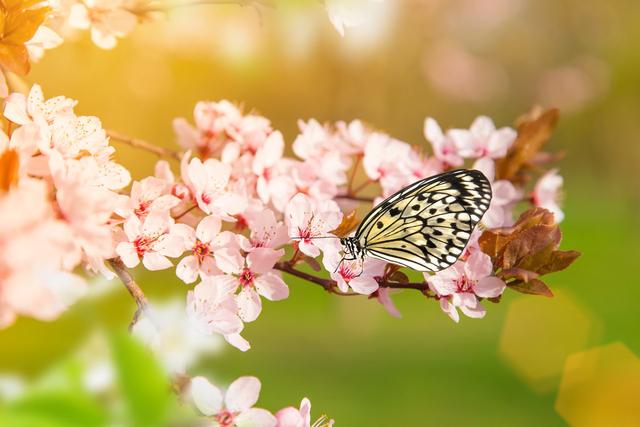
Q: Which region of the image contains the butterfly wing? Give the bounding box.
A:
[355,169,492,272]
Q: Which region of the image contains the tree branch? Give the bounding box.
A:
[274,262,433,296]
[108,258,150,330]
[107,130,182,160]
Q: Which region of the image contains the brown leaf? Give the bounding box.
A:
[330,210,359,238]
[383,263,402,279]
[496,108,559,181]
[537,250,581,275]
[498,268,539,282]
[304,256,321,272]
[388,270,409,284]
[0,148,19,192]
[508,278,554,297]
[502,224,560,270]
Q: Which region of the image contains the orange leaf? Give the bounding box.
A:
[0,42,29,75]
[0,148,19,192]
[330,210,359,238]
[538,250,581,275]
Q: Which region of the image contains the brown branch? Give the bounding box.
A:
[108,258,150,330]
[274,262,433,296]
[107,130,182,160]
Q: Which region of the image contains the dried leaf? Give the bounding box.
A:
[388,270,409,284]
[508,278,554,298]
[383,263,402,279]
[0,43,28,75]
[304,256,321,272]
[496,108,559,181]
[498,268,539,282]
[0,148,19,192]
[537,250,581,275]
[330,210,359,238]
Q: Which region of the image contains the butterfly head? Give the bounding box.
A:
[340,237,363,261]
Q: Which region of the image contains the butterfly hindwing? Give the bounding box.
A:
[355,169,492,272]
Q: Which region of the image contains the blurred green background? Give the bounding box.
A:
[2,0,640,425]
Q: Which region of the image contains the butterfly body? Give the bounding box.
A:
[341,169,492,272]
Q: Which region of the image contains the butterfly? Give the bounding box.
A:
[340,169,492,272]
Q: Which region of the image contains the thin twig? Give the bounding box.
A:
[274,262,433,296]
[107,130,182,160]
[108,258,150,330]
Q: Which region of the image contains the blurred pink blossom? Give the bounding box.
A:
[533,169,564,223]
[190,376,276,427]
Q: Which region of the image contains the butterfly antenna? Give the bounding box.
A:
[291,235,340,240]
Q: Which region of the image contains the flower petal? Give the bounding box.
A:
[236,407,277,427]
[237,287,262,322]
[190,376,223,416]
[254,273,289,301]
[225,376,261,412]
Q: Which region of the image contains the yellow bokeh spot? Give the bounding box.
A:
[556,342,640,426]
[499,290,598,392]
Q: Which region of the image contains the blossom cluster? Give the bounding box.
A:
[0,85,568,336]
[190,375,334,427]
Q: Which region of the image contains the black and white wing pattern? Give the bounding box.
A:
[354,169,492,272]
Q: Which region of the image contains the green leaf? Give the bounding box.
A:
[111,332,171,427]
[4,391,108,427]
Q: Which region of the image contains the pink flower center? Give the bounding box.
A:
[234,214,248,231]
[134,236,153,257]
[201,192,213,204]
[454,275,477,293]
[297,227,311,243]
[239,268,255,287]
[134,201,151,218]
[215,410,236,427]
[193,239,211,262]
[338,263,357,283]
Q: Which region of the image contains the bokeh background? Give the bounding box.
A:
[2,0,640,425]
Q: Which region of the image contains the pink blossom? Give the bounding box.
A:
[375,288,401,318]
[186,156,247,218]
[293,120,351,186]
[213,248,289,323]
[190,376,276,427]
[116,212,185,270]
[322,251,385,295]
[268,160,338,212]
[186,277,244,338]
[26,26,63,62]
[253,131,284,203]
[450,116,516,159]
[173,101,243,158]
[68,0,138,49]
[426,252,506,322]
[285,194,343,258]
[363,133,412,195]
[472,158,521,228]
[533,169,564,223]
[120,176,180,220]
[238,209,288,253]
[173,215,242,284]
[276,398,335,427]
[424,117,464,167]
[4,84,76,126]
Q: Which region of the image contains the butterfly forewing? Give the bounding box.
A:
[355,169,491,272]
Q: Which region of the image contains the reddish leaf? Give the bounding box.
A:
[496,108,559,181]
[538,250,581,275]
[498,268,539,282]
[509,278,554,297]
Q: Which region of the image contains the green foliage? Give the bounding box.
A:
[111,332,172,427]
